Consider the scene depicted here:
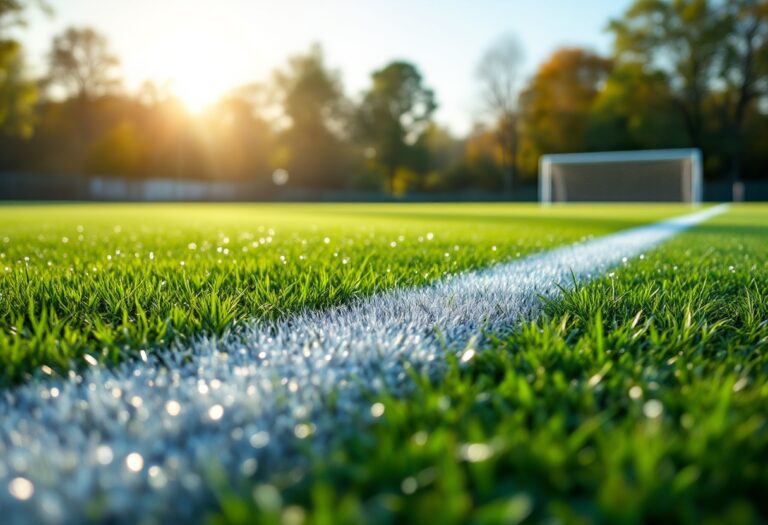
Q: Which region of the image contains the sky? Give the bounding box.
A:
[20,0,633,135]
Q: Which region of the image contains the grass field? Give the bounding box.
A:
[1,203,766,524]
[0,203,685,384]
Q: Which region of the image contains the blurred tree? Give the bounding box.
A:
[608,0,768,184]
[47,27,121,100]
[0,0,48,30]
[720,0,768,183]
[476,34,524,196]
[273,43,348,189]
[0,0,41,137]
[518,48,611,175]
[587,63,688,150]
[43,27,121,172]
[198,91,273,181]
[357,61,436,194]
[0,40,35,137]
[85,120,146,176]
[433,125,505,192]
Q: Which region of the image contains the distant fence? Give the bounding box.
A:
[0,172,540,202]
[0,172,765,202]
[0,173,250,201]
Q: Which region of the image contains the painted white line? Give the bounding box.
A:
[0,205,728,523]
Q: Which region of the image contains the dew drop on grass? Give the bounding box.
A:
[148,466,167,489]
[370,403,385,418]
[643,399,664,418]
[587,373,603,387]
[125,453,144,473]
[9,477,34,500]
[249,431,270,449]
[401,477,418,495]
[240,458,258,476]
[95,445,114,465]
[208,404,224,421]
[460,443,492,462]
[165,400,181,416]
[294,423,312,439]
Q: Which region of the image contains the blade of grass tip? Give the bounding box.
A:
[594,309,605,361]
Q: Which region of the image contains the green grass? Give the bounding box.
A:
[0,203,688,384]
[206,205,768,525]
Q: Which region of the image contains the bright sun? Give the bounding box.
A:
[151,29,241,113]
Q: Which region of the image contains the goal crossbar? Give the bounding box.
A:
[539,148,703,204]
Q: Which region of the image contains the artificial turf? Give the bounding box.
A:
[0,203,688,384]
[205,205,768,525]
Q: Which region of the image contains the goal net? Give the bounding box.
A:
[539,149,702,204]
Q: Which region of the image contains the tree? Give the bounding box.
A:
[587,62,688,151]
[198,90,274,181]
[720,0,768,183]
[48,27,121,100]
[0,0,46,30]
[357,61,436,194]
[518,48,611,175]
[273,44,348,188]
[476,34,524,195]
[0,40,35,137]
[0,0,40,137]
[608,0,768,185]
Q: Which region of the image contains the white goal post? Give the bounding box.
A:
[539,149,702,204]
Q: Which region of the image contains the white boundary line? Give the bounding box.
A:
[0,205,728,523]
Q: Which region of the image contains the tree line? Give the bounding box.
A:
[1,0,767,197]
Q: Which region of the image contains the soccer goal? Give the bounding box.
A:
[539,149,702,204]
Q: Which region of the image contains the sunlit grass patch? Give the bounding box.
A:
[207,205,768,525]
[0,203,687,384]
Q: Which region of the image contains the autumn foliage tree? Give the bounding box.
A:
[608,0,768,185]
[587,63,688,151]
[518,48,611,175]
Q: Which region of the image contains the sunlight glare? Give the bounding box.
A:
[150,28,242,113]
